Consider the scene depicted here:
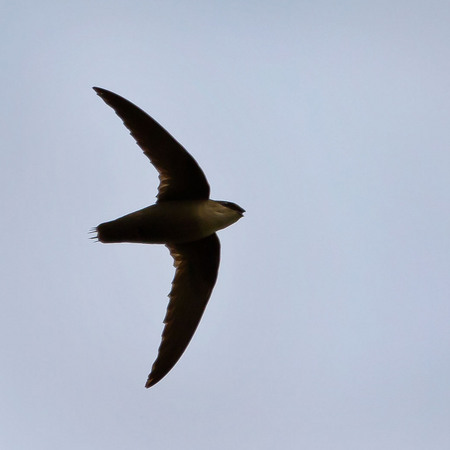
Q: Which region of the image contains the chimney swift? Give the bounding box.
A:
[92,87,244,388]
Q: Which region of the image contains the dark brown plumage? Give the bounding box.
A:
[93,88,244,387]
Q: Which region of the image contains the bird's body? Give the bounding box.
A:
[97,199,243,245]
[92,87,244,388]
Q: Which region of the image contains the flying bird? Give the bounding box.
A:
[92,87,244,388]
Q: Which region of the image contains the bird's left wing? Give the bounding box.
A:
[93,87,210,202]
[146,233,221,387]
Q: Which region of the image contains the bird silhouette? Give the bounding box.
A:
[92,88,244,387]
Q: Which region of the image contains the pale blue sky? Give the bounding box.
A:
[1,1,450,449]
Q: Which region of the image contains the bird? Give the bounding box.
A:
[92,87,244,388]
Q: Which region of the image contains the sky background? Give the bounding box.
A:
[1,1,450,449]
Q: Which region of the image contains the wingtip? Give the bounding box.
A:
[145,368,167,388]
[93,87,112,98]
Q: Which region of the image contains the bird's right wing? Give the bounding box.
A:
[93,87,210,202]
[146,233,221,388]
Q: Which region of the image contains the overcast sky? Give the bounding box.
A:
[1,1,450,449]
